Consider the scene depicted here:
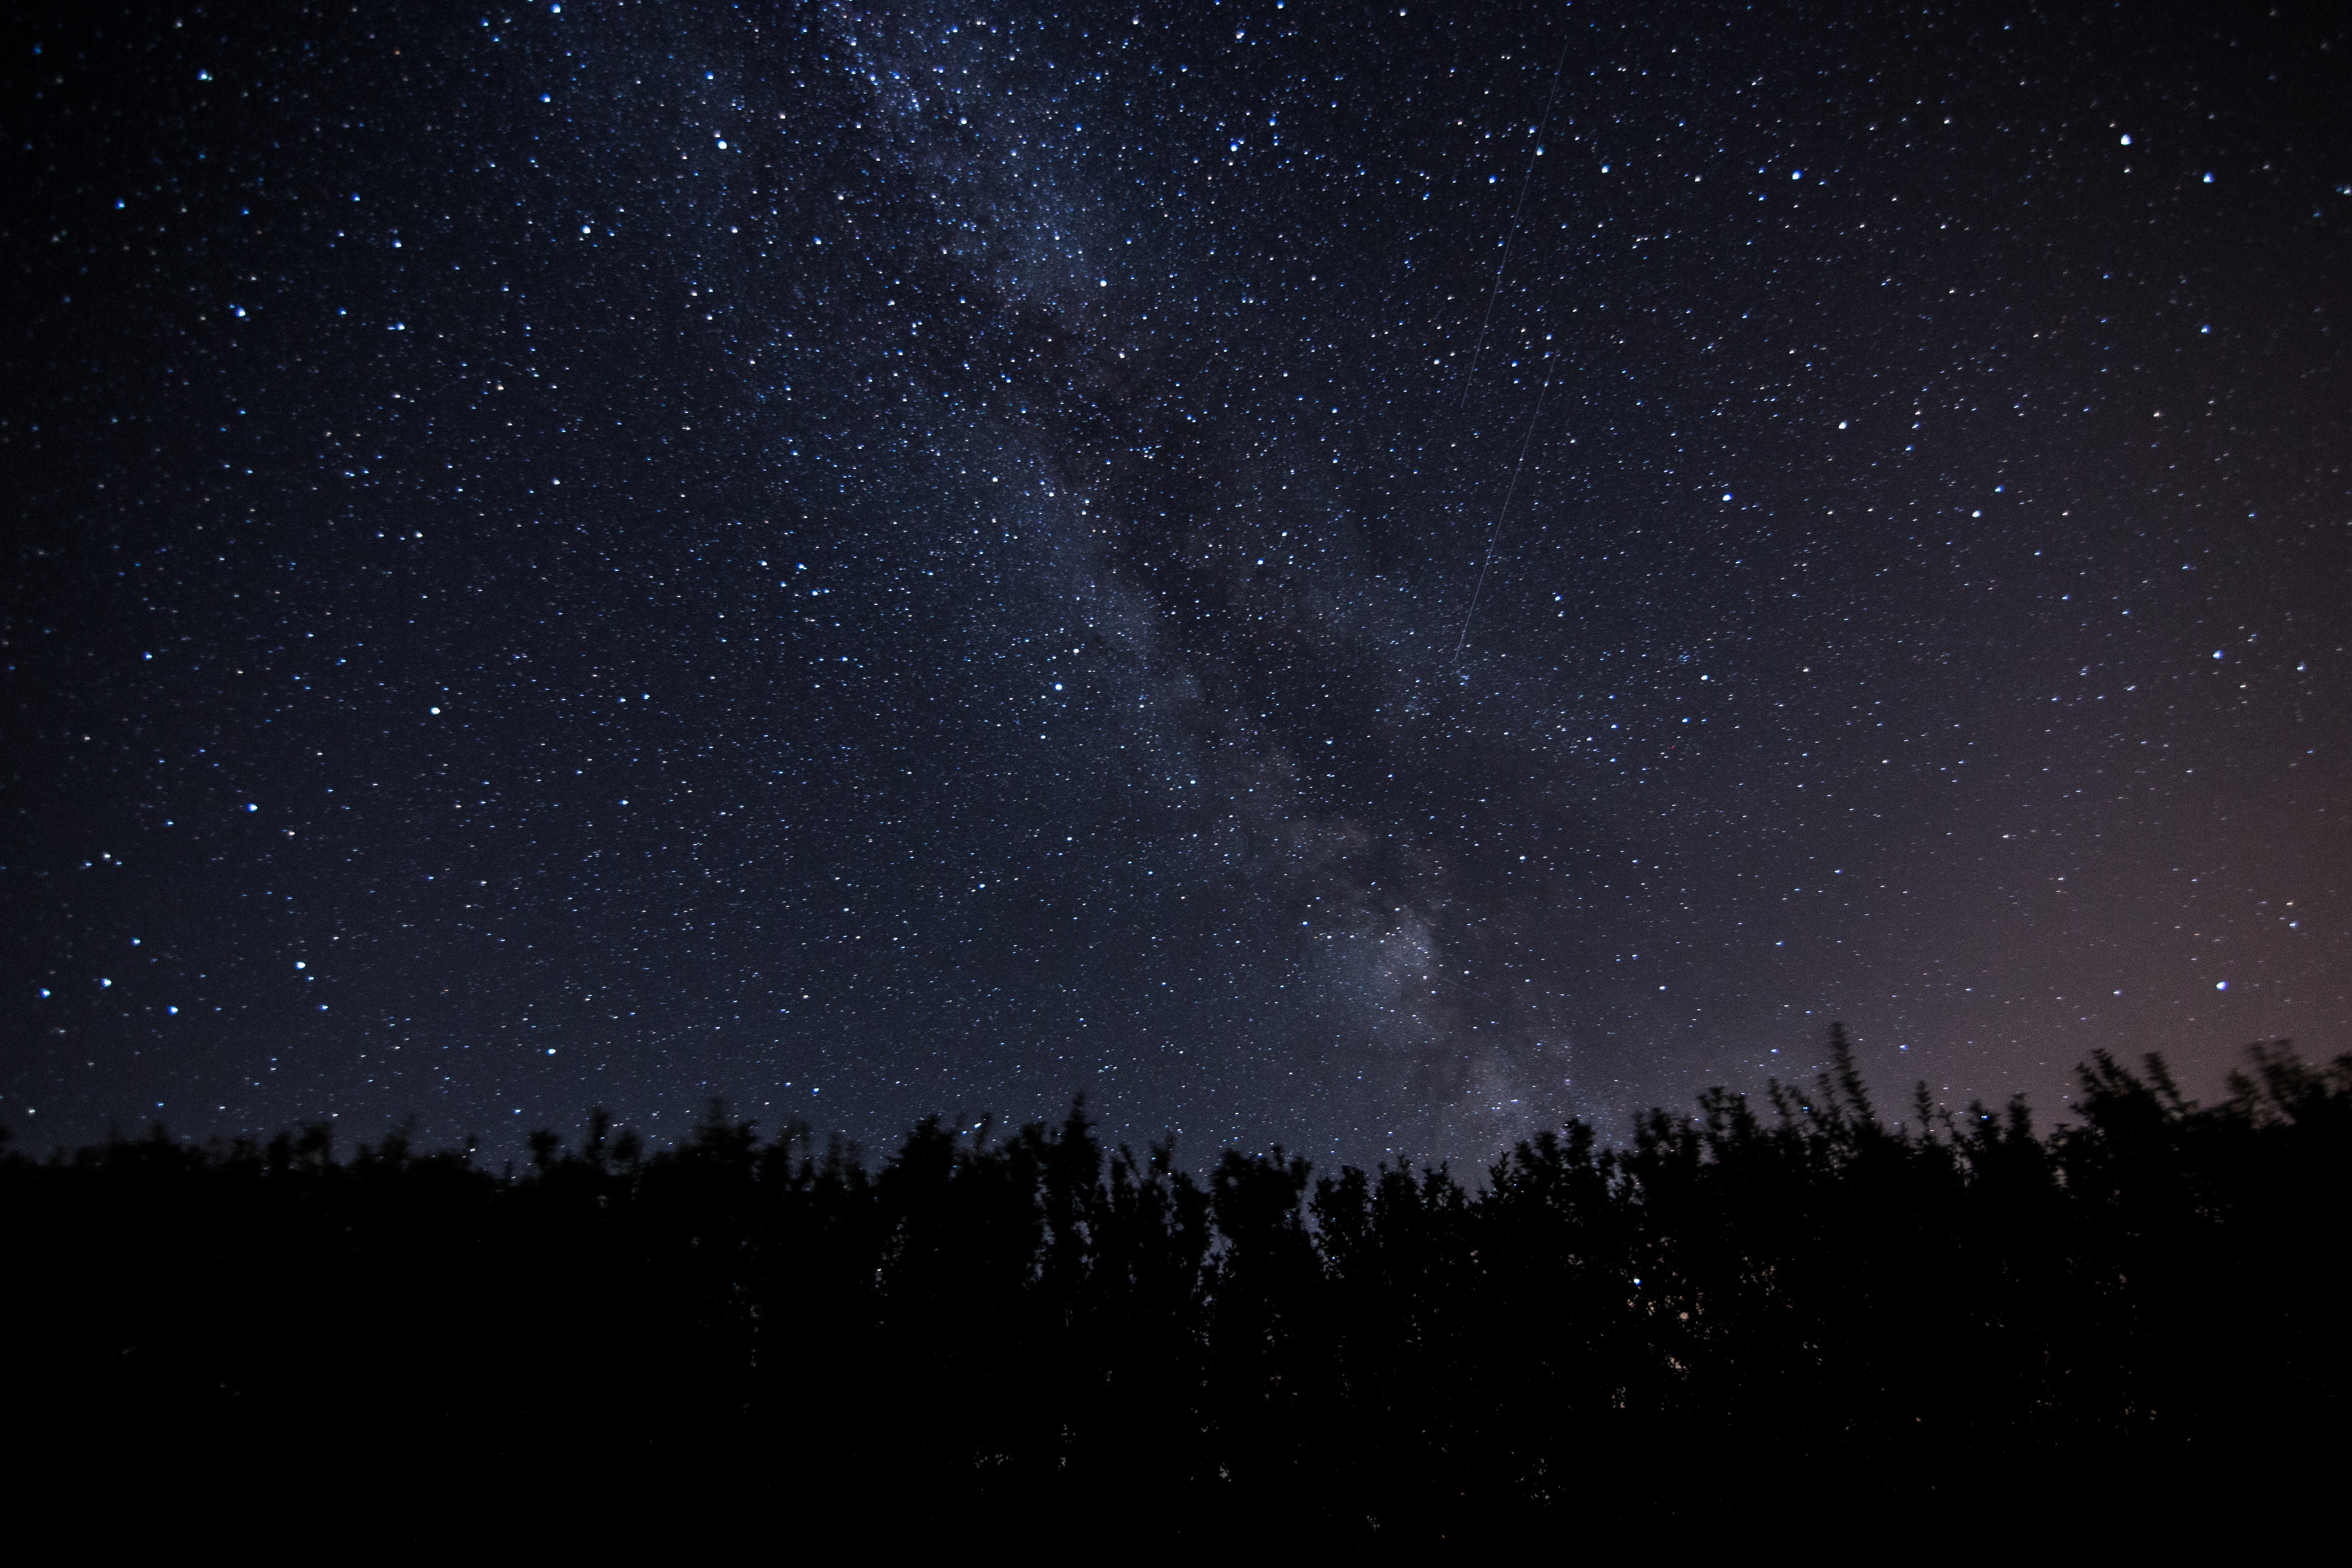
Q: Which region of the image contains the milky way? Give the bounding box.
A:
[7,0,2349,1164]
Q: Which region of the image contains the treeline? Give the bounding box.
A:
[7,1032,2348,1541]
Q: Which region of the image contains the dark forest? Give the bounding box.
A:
[9,1031,2346,1543]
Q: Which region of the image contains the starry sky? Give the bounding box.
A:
[7,0,2349,1165]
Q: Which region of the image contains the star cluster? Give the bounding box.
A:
[6,0,2348,1164]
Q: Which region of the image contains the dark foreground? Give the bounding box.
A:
[8,1033,2346,1544]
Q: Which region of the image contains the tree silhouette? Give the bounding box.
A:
[5,1032,2345,1543]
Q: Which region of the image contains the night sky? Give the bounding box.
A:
[7,0,2349,1166]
